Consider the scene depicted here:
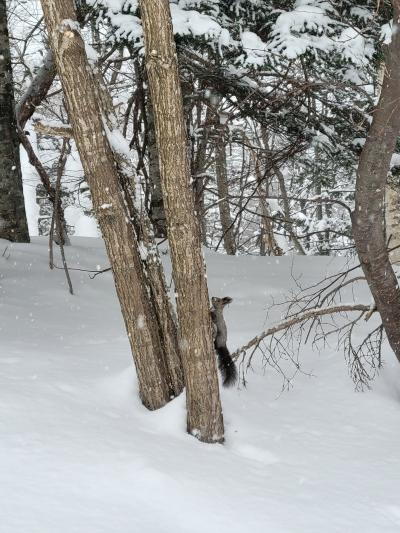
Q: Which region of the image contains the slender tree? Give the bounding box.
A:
[0,0,29,242]
[214,112,236,255]
[139,0,224,443]
[352,0,400,363]
[40,0,180,410]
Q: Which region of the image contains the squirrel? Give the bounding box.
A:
[210,296,237,387]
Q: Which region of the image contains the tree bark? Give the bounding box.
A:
[92,71,184,397]
[254,144,283,256]
[352,1,400,363]
[215,120,236,255]
[139,0,224,443]
[385,183,400,263]
[147,97,167,237]
[273,164,306,255]
[192,102,212,245]
[0,0,30,242]
[257,179,283,256]
[40,0,176,410]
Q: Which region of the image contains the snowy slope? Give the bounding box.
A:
[1,238,400,533]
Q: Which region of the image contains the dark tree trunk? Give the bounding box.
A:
[139,0,224,443]
[0,0,29,242]
[352,1,400,363]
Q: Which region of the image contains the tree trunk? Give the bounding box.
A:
[215,116,236,255]
[215,136,236,255]
[352,1,400,363]
[315,182,328,255]
[192,102,212,245]
[0,0,30,242]
[15,50,71,244]
[254,140,283,256]
[93,74,184,398]
[147,97,167,238]
[273,165,306,255]
[257,179,283,256]
[40,0,176,410]
[139,0,224,443]
[385,184,400,263]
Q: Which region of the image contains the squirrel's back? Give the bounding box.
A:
[211,297,237,387]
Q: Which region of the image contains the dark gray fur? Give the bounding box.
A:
[210,296,237,387]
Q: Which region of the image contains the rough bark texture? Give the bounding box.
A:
[192,103,212,245]
[0,0,30,242]
[139,0,224,443]
[215,121,236,255]
[385,184,400,263]
[41,0,175,410]
[352,2,400,363]
[91,65,184,396]
[147,98,167,238]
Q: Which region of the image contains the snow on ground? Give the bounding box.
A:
[1,237,400,533]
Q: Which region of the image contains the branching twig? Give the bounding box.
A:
[232,303,372,360]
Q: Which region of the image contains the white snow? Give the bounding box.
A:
[102,119,132,159]
[1,238,400,532]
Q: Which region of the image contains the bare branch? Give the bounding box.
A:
[232,303,372,360]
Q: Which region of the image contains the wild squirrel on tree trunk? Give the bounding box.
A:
[211,296,237,387]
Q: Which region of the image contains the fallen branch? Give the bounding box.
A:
[232,303,372,360]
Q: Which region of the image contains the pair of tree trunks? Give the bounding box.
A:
[40,0,180,411]
[41,0,224,442]
[0,0,29,242]
[352,0,400,364]
[93,67,184,399]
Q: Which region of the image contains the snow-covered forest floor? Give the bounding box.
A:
[2,238,400,533]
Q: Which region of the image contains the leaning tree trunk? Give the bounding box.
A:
[40,0,177,410]
[16,49,71,245]
[352,1,400,363]
[139,0,224,443]
[0,0,29,242]
[92,68,184,396]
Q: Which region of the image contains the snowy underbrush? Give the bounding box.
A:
[1,238,400,533]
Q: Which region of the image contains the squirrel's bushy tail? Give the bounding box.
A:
[216,345,237,387]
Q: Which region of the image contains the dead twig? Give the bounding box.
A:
[232,303,372,361]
